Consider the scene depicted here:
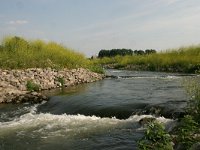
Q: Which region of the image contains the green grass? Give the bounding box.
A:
[94,45,200,73]
[26,80,40,91]
[0,36,102,72]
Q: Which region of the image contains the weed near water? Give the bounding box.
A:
[174,77,200,149]
[26,80,40,92]
[137,77,200,150]
[138,121,173,150]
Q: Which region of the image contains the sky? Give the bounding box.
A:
[0,0,200,57]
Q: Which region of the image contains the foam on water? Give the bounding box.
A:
[115,75,182,80]
[0,104,174,139]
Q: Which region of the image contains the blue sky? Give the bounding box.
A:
[0,0,200,56]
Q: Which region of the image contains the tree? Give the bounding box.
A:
[145,49,156,55]
[98,49,133,58]
[134,50,145,55]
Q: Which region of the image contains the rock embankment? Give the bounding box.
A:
[0,68,104,103]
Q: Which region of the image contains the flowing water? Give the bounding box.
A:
[0,70,194,150]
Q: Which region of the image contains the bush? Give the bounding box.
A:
[138,121,173,150]
[26,80,40,91]
[175,115,198,149]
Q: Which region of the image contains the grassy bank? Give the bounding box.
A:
[0,36,103,73]
[94,45,200,73]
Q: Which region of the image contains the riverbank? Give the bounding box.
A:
[0,68,104,104]
[94,45,200,74]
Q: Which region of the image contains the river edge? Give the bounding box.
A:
[0,68,105,104]
[103,64,200,74]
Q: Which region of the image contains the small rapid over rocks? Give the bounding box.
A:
[0,69,195,150]
[0,103,173,150]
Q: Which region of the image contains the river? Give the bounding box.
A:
[0,70,192,150]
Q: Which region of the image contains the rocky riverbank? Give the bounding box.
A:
[0,68,104,103]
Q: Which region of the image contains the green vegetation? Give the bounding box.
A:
[174,77,200,149]
[138,77,200,149]
[98,49,156,58]
[26,80,40,91]
[95,45,200,73]
[0,36,103,74]
[98,49,134,58]
[174,115,199,149]
[87,64,104,74]
[138,121,173,150]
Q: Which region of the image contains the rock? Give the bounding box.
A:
[0,68,104,104]
[31,91,38,96]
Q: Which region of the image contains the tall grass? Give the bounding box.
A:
[0,36,91,70]
[95,45,200,73]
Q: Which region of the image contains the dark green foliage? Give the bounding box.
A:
[134,50,145,55]
[175,115,198,149]
[26,80,40,91]
[172,78,200,149]
[145,49,157,55]
[98,49,157,58]
[138,121,173,150]
[98,49,133,58]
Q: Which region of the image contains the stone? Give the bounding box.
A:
[0,68,104,104]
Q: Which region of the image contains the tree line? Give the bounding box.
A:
[98,49,156,58]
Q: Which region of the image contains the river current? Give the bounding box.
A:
[0,70,192,150]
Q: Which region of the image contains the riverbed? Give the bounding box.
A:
[0,70,192,150]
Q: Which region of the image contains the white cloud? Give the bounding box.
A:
[8,20,28,25]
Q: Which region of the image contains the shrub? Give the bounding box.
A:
[175,115,198,149]
[138,121,173,150]
[26,80,40,91]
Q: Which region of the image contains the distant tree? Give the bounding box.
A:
[98,49,110,58]
[134,50,145,55]
[145,49,157,55]
[98,49,133,58]
[98,48,156,57]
